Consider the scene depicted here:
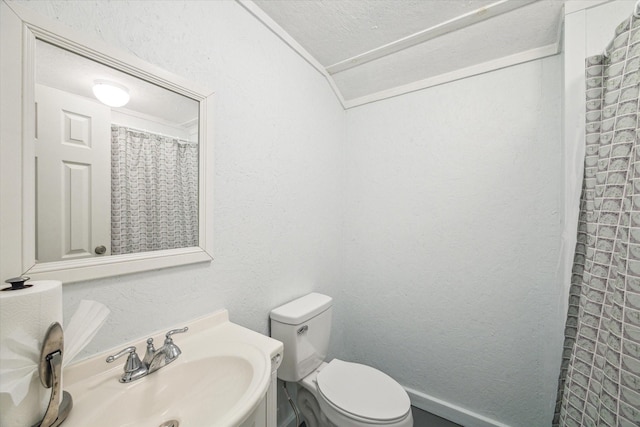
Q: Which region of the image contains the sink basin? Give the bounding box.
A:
[72,347,264,426]
[59,312,282,427]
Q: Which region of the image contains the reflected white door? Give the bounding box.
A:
[35,84,111,262]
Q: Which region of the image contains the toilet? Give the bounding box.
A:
[270,293,413,427]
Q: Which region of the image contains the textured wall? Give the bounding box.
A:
[585,0,637,57]
[16,0,345,355]
[340,56,563,426]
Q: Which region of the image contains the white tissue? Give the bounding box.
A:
[0,299,110,406]
[63,300,110,367]
[0,334,41,405]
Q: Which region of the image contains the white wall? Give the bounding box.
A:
[15,0,345,355]
[585,0,637,57]
[340,56,563,427]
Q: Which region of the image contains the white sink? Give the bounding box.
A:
[60,311,282,427]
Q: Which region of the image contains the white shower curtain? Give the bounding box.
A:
[554,11,639,427]
[111,125,198,255]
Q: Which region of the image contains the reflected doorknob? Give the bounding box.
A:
[95,245,107,255]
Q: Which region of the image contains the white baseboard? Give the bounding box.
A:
[405,386,512,427]
[278,385,511,427]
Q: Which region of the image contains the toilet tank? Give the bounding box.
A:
[270,293,333,382]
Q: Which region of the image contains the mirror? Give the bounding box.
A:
[0,1,214,283]
[35,40,200,263]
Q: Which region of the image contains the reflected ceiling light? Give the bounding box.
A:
[92,80,130,107]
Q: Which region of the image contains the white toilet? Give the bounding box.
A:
[270,293,413,427]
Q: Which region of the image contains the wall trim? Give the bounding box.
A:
[235,0,347,109]
[344,43,560,109]
[564,0,612,15]
[326,0,537,75]
[406,386,512,427]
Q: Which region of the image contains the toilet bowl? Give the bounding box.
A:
[270,293,413,427]
[299,360,413,427]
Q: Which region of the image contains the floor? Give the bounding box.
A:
[412,406,462,427]
[298,406,462,427]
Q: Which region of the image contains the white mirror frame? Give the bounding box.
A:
[0,0,214,283]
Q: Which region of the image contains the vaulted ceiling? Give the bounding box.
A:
[243,0,568,108]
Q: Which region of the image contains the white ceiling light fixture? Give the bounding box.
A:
[92,80,130,107]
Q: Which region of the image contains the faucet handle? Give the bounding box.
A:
[106,346,138,364]
[165,327,188,341]
[106,346,147,383]
[162,327,188,360]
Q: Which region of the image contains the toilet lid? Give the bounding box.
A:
[316,359,410,422]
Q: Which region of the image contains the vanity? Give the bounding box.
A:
[61,310,283,427]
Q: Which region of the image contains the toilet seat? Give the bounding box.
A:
[316,359,411,423]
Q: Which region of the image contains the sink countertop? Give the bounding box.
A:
[60,309,283,427]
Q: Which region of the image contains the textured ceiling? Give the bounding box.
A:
[250,0,566,105]
[253,0,500,66]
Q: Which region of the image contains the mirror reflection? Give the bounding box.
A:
[35,40,199,263]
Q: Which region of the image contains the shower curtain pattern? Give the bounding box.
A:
[554,14,640,427]
[111,125,198,255]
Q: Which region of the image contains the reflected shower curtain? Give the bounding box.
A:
[554,13,640,427]
[111,125,198,255]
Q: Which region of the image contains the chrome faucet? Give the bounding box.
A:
[106,327,188,383]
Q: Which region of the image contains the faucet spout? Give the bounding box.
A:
[148,327,188,373]
[148,347,174,372]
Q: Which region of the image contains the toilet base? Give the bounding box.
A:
[297,387,337,427]
[297,363,335,427]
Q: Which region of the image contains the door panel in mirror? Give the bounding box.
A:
[36,84,112,262]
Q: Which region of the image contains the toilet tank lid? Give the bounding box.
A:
[270,293,333,325]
